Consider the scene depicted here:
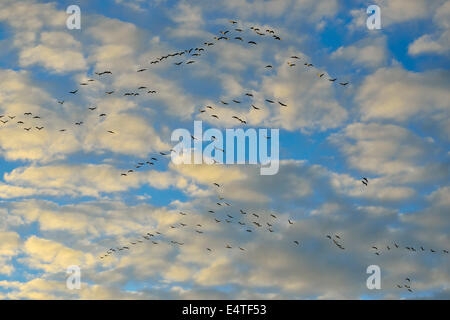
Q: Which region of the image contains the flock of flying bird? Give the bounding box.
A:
[1,16,445,296]
[93,20,450,293]
[100,180,450,262]
[1,20,349,135]
[99,182,302,259]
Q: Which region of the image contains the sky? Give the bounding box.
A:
[0,0,449,300]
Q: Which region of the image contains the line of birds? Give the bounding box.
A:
[282,55,349,86]
[326,233,449,255]
[371,243,449,255]
[119,152,175,176]
[197,92,289,124]
[396,278,414,293]
[0,108,116,134]
[327,234,345,250]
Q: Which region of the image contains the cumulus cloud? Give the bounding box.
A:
[0,0,448,301]
[408,1,450,56]
[355,68,450,137]
[331,36,388,68]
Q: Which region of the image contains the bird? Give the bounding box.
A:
[288,219,294,225]
[361,178,368,186]
[294,241,300,245]
[69,90,78,94]
[278,101,287,107]
[339,82,349,86]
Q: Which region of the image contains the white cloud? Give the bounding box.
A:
[408,1,450,56]
[355,67,450,128]
[331,36,388,68]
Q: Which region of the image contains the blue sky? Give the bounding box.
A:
[0,0,449,299]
